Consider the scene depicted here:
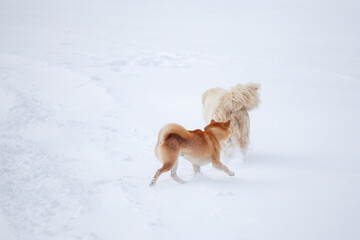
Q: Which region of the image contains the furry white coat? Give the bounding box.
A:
[202,83,261,156]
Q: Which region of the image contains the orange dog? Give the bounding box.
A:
[150,120,234,186]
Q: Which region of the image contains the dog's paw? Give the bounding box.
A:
[149,180,156,187]
[227,171,235,176]
[174,178,186,184]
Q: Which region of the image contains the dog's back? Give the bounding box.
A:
[202,88,227,123]
[155,121,230,163]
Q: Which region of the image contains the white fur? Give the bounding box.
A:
[202,83,261,157]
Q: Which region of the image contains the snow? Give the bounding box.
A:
[1,0,360,239]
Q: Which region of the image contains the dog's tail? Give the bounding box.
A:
[157,123,192,146]
[155,123,191,160]
[226,83,261,111]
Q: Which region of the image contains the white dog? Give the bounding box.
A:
[202,83,260,157]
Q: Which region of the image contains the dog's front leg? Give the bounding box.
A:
[211,154,234,176]
[192,164,201,175]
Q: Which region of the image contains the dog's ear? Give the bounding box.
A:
[225,120,231,127]
[210,119,215,124]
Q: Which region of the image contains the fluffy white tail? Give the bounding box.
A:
[227,83,261,111]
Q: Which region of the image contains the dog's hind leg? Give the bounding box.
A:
[171,160,186,184]
[240,138,248,157]
[239,114,250,158]
[150,162,174,186]
[239,132,249,160]
[222,138,233,161]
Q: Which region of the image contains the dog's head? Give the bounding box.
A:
[204,119,231,141]
[224,83,261,111]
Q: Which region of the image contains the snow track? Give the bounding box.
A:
[1,0,360,239]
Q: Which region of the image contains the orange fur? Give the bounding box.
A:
[150,120,234,186]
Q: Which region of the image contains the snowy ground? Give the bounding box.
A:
[1,0,360,239]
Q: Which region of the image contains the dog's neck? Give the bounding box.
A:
[204,129,222,151]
